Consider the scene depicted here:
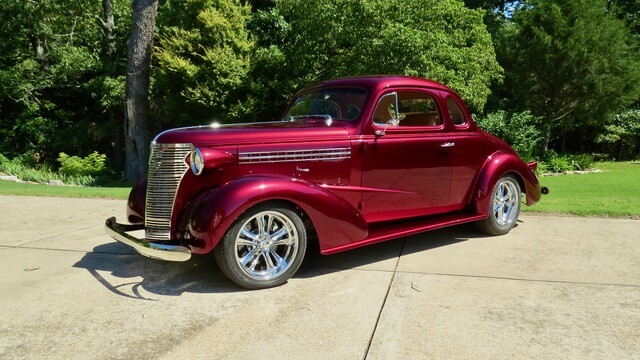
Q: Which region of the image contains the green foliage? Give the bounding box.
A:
[0,155,96,186]
[475,110,544,160]
[154,0,253,124]
[493,0,640,145]
[271,0,503,113]
[596,109,640,159]
[57,151,107,177]
[0,0,130,165]
[544,151,574,173]
[569,153,595,171]
[541,150,594,173]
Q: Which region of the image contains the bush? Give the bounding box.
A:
[0,153,97,186]
[569,154,595,171]
[475,110,545,161]
[544,150,573,173]
[57,151,107,177]
[0,153,8,166]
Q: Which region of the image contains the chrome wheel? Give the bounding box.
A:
[492,178,519,227]
[233,210,300,281]
[478,175,521,236]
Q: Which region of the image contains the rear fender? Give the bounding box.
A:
[186,175,368,254]
[473,151,541,215]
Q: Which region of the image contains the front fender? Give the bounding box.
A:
[126,177,147,224]
[186,175,369,254]
[473,151,541,215]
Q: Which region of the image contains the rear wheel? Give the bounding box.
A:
[478,175,521,235]
[214,203,307,289]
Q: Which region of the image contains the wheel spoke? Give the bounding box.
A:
[256,215,266,237]
[266,215,275,234]
[237,237,257,247]
[505,203,514,220]
[264,251,276,270]
[240,248,259,267]
[240,228,260,242]
[270,227,288,241]
[271,250,287,268]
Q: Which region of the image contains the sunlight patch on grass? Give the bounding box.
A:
[524,162,640,218]
[0,180,130,199]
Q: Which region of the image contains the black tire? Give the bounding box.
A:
[477,175,521,236]
[214,203,307,289]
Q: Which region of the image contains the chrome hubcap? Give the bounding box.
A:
[234,211,299,281]
[492,179,519,227]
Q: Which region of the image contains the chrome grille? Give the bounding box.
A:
[145,143,192,241]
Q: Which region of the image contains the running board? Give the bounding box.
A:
[321,213,486,255]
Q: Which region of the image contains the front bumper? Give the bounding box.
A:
[105,217,191,262]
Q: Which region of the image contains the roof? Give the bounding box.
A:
[313,75,452,93]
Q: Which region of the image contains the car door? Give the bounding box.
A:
[359,89,455,223]
[444,95,492,208]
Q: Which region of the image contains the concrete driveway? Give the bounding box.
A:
[0,195,638,359]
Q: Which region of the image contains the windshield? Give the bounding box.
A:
[284,87,368,121]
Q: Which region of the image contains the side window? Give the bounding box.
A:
[447,98,467,126]
[372,91,441,127]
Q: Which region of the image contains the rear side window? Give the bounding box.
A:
[447,98,467,126]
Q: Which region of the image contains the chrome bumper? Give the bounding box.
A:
[105,217,191,262]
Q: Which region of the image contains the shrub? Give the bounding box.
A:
[57,151,107,177]
[535,161,549,176]
[475,110,545,161]
[0,153,8,166]
[569,154,595,171]
[544,150,573,173]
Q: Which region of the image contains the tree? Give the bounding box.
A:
[125,0,158,180]
[0,0,106,161]
[153,0,253,125]
[494,0,640,150]
[272,0,503,113]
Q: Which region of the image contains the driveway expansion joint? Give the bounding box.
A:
[363,238,406,360]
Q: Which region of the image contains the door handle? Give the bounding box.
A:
[440,142,455,148]
[296,166,310,172]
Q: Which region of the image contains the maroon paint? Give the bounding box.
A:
[185,175,368,254]
[124,76,543,255]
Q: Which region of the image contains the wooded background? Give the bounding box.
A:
[1,0,638,180]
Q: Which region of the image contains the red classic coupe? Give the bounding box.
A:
[106,76,547,289]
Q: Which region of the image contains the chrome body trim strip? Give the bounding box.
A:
[105,217,191,262]
[238,147,351,164]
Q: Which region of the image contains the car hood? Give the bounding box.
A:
[153,119,353,147]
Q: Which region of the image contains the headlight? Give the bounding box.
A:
[190,148,204,175]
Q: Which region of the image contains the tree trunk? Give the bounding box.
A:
[102,0,117,64]
[124,0,158,181]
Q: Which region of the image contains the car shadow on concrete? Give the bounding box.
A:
[297,223,492,278]
[74,222,506,298]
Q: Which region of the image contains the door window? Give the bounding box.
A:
[373,92,441,127]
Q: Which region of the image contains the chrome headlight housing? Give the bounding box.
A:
[190,148,204,175]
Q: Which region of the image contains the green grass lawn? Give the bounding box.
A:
[0,180,130,199]
[523,162,640,218]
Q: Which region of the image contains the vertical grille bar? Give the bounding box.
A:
[145,143,192,241]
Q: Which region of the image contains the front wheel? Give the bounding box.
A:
[478,175,521,235]
[214,203,307,289]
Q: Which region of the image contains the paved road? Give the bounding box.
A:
[0,195,638,359]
